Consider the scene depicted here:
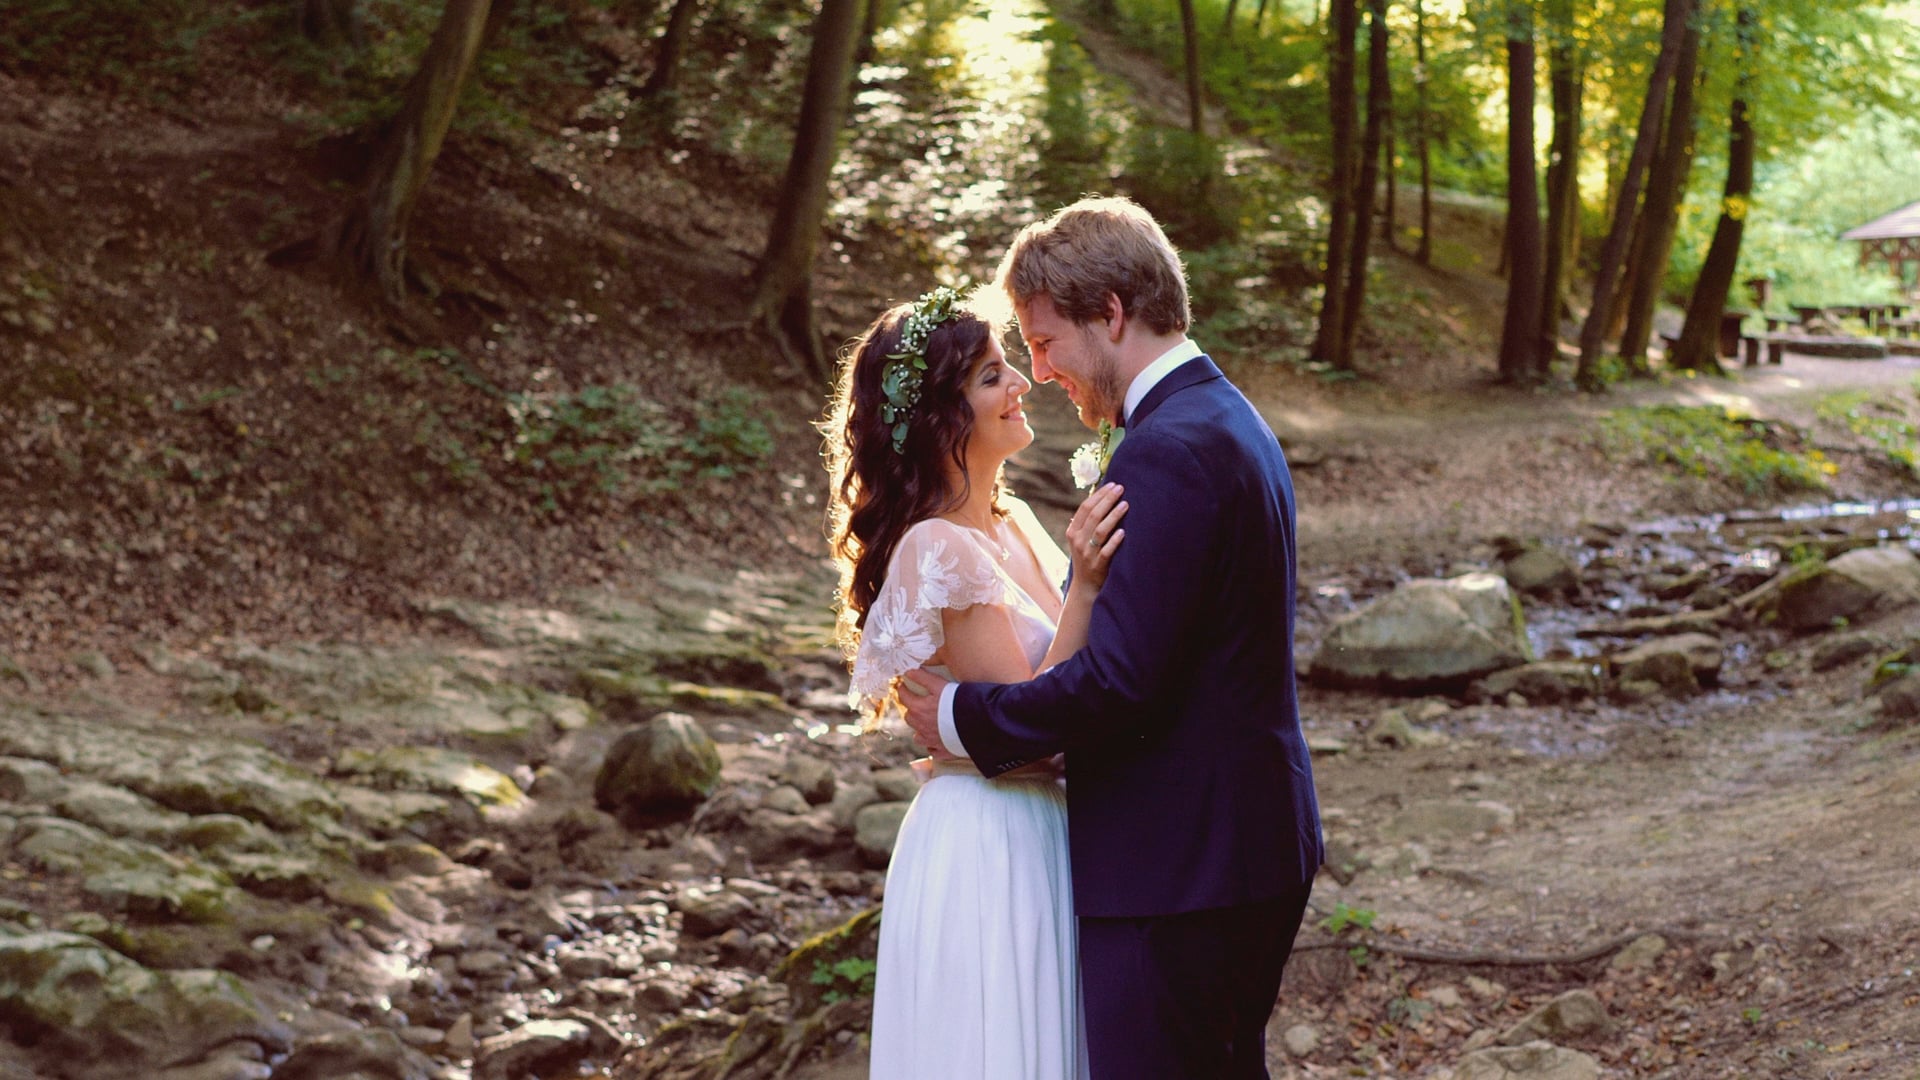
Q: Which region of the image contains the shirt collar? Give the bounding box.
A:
[1122,339,1203,425]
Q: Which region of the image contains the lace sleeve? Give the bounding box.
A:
[848,520,1020,718]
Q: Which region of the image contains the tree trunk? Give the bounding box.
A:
[1222,0,1243,39]
[1618,17,1701,370]
[1573,0,1692,388]
[1255,0,1271,31]
[748,0,864,378]
[1413,0,1431,266]
[1179,0,1205,134]
[1539,0,1580,366]
[855,0,883,67]
[301,0,364,48]
[1340,0,1388,354]
[640,0,703,97]
[1498,0,1544,383]
[1670,8,1753,376]
[331,0,493,304]
[1311,0,1360,368]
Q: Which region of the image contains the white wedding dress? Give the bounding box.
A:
[851,498,1088,1080]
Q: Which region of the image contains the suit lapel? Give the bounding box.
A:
[1128,356,1222,428]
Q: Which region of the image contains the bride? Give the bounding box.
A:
[822,286,1127,1079]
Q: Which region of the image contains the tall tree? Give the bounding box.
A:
[1255,0,1272,32]
[1341,0,1389,353]
[1618,15,1702,370]
[330,0,494,303]
[1412,0,1432,266]
[1670,7,1754,375]
[748,0,864,377]
[1179,0,1205,134]
[1222,0,1243,39]
[1574,0,1693,387]
[1498,0,1545,382]
[301,0,364,48]
[640,0,703,98]
[1311,0,1361,369]
[1538,0,1581,356]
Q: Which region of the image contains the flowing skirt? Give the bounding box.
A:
[868,767,1087,1080]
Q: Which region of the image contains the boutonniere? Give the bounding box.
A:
[1068,420,1125,490]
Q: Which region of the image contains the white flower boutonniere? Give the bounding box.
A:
[1068,420,1125,490]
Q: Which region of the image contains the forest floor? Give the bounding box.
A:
[4,8,1920,1079]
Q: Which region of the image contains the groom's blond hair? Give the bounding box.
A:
[996,195,1190,336]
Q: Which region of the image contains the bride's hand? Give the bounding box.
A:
[1065,483,1127,590]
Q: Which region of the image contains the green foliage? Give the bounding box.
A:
[1596,405,1835,495]
[809,955,878,1004]
[1814,391,1920,477]
[1320,900,1377,935]
[0,0,268,91]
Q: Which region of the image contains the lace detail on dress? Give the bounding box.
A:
[849,520,1023,719]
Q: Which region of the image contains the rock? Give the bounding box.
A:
[1382,799,1515,840]
[1615,651,1698,698]
[154,1052,274,1080]
[1499,989,1608,1044]
[1609,933,1668,971]
[826,780,880,829]
[1365,709,1442,749]
[1466,975,1508,1000]
[475,1019,596,1080]
[1810,632,1887,671]
[772,907,881,1015]
[1454,1040,1600,1080]
[0,932,290,1071]
[854,801,912,867]
[1876,674,1920,725]
[0,653,42,693]
[1356,841,1432,879]
[1427,984,1465,1009]
[742,808,840,862]
[870,767,922,803]
[1503,547,1581,597]
[1281,1023,1319,1057]
[73,651,116,679]
[1471,661,1603,703]
[1611,632,1723,687]
[274,1029,436,1080]
[13,816,235,922]
[1308,573,1528,692]
[677,887,757,937]
[1772,546,1920,631]
[780,755,837,805]
[760,784,811,816]
[334,746,526,810]
[593,713,722,816]
[1306,734,1350,755]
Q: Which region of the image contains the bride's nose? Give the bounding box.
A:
[1009,367,1032,396]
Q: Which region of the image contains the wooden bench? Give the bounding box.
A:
[1740,334,1786,366]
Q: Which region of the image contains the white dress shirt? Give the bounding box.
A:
[934,338,1204,758]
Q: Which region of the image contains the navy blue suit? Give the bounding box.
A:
[952,355,1322,1079]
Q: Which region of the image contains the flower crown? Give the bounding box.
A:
[879,286,966,455]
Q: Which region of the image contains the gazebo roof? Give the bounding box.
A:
[1841,199,1920,242]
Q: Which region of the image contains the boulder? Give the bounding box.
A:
[676,888,757,938]
[1611,632,1723,688]
[779,755,837,805]
[854,802,912,867]
[1470,661,1603,704]
[0,931,290,1073]
[593,713,722,816]
[475,1019,602,1080]
[1811,632,1888,672]
[1876,674,1920,726]
[1499,988,1608,1044]
[1773,546,1920,631]
[1309,574,1529,691]
[1503,547,1581,597]
[1454,1040,1600,1080]
[274,1029,437,1080]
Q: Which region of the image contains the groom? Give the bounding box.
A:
[900,195,1324,1079]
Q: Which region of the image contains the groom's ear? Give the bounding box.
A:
[1101,293,1126,342]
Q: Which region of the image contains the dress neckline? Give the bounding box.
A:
[937,512,1063,625]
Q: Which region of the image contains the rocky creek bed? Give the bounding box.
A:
[2,505,1918,1080]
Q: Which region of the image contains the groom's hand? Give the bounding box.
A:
[898,668,960,761]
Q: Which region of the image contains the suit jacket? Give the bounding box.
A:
[953,355,1323,917]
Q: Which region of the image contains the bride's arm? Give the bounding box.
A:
[1038,483,1128,672]
[939,604,1036,684]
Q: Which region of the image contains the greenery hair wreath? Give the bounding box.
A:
[879,285,966,455]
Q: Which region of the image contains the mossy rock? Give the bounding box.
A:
[333,746,526,810]
[772,906,881,1016]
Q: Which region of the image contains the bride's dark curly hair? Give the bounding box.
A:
[822,296,1010,657]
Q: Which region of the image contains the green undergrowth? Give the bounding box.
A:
[1814,390,1920,479]
[1597,405,1836,495]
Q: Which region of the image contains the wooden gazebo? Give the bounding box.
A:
[1841,199,1920,282]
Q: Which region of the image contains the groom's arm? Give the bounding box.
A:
[948,430,1222,775]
